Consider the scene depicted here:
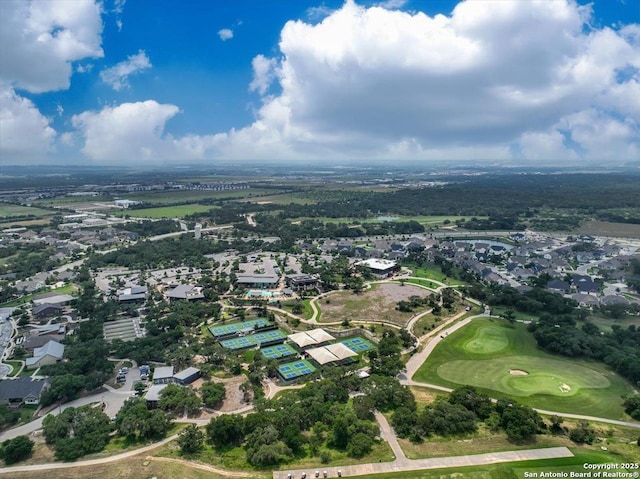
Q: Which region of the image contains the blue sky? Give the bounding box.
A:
[1,0,638,165]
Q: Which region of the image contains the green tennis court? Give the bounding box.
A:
[339,336,375,353]
[261,343,297,360]
[208,318,272,338]
[220,329,287,350]
[278,360,317,380]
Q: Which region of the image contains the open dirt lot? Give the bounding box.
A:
[192,375,248,413]
[318,283,431,326]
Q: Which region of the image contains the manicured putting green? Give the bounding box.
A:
[437,355,610,397]
[413,318,634,419]
[461,325,509,354]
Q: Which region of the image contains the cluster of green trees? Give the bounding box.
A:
[40,319,112,406]
[116,219,181,237]
[486,285,578,316]
[0,435,34,465]
[237,216,425,249]
[624,396,640,420]
[0,243,60,280]
[115,397,172,440]
[43,406,112,461]
[206,172,640,233]
[203,373,380,467]
[396,295,429,313]
[529,315,640,385]
[391,386,544,443]
[87,235,265,270]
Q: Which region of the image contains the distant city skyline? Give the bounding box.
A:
[1,0,638,165]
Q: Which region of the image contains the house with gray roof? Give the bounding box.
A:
[0,378,50,408]
[25,340,65,370]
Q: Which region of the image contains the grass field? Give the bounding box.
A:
[112,204,216,218]
[413,318,634,419]
[1,456,254,479]
[125,188,283,204]
[404,262,465,285]
[0,205,54,226]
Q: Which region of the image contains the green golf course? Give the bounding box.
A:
[413,318,634,419]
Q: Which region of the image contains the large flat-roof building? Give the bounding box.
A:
[235,257,281,289]
[356,259,400,278]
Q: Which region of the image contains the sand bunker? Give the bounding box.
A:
[509,369,528,376]
[559,383,571,393]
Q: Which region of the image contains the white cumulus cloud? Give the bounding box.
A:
[0,0,104,93]
[216,0,639,162]
[72,101,180,162]
[67,0,640,164]
[0,85,56,161]
[218,28,233,41]
[100,50,152,91]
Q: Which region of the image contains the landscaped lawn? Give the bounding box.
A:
[413,317,634,419]
[403,262,466,286]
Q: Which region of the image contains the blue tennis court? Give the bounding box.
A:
[261,343,297,360]
[208,318,271,338]
[339,336,375,353]
[220,329,287,350]
[278,360,316,380]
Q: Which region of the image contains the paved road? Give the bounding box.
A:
[273,447,574,479]
[0,386,136,442]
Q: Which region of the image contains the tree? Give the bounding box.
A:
[245,425,292,466]
[499,403,544,441]
[201,382,226,408]
[158,384,201,416]
[569,422,596,444]
[177,424,204,455]
[0,403,19,428]
[1,436,34,465]
[206,414,245,448]
[42,406,112,461]
[115,397,171,440]
[346,432,374,458]
[549,415,564,434]
[448,386,493,420]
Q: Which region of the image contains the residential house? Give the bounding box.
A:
[0,378,50,408]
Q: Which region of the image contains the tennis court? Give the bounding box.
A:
[261,343,297,360]
[208,318,272,338]
[278,360,317,380]
[220,329,287,350]
[339,336,375,353]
